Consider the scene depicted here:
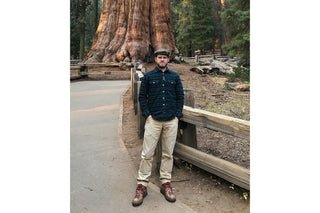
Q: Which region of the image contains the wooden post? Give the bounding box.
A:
[180,89,197,148]
[155,134,162,176]
[133,72,139,115]
[131,68,134,99]
[137,81,145,139]
[79,64,88,77]
[142,63,148,73]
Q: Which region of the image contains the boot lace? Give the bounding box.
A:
[135,184,145,198]
[163,182,173,195]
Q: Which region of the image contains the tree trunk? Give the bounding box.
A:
[79,0,87,60]
[93,0,99,31]
[84,0,178,63]
[78,0,90,59]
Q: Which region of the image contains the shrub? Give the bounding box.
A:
[226,66,250,83]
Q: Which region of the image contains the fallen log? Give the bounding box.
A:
[210,60,236,74]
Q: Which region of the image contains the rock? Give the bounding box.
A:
[225,82,250,91]
[236,83,250,91]
[190,67,206,74]
[172,56,181,64]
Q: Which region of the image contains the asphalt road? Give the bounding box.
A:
[70,80,194,213]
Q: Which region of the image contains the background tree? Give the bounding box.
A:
[70,0,102,59]
[170,0,182,39]
[79,0,90,60]
[84,0,102,54]
[220,0,250,65]
[70,0,80,59]
[174,0,194,56]
[213,0,229,54]
[174,0,222,56]
[93,0,99,31]
[190,0,221,54]
[84,0,178,63]
[70,0,249,63]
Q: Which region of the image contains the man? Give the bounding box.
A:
[132,48,184,207]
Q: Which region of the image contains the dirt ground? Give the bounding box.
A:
[122,62,250,212]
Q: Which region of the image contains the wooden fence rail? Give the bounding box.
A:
[181,106,250,140]
[174,142,250,190]
[131,66,250,190]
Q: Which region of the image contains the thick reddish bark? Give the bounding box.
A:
[84,0,177,63]
[150,1,178,57]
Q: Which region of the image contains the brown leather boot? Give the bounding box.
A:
[132,184,148,207]
[160,182,176,202]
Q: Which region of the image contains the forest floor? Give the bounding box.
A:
[122,62,250,212]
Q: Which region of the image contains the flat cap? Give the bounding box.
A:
[154,48,170,57]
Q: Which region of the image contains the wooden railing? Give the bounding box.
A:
[70,59,82,65]
[182,106,249,140]
[183,54,229,64]
[176,106,250,190]
[131,66,250,190]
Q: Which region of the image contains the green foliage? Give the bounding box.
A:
[84,0,101,51]
[191,0,221,52]
[220,0,250,66]
[225,66,250,83]
[173,0,222,56]
[70,0,80,59]
[70,0,102,59]
[173,0,194,56]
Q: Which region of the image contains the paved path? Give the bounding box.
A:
[70,80,194,213]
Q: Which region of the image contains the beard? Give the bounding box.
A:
[156,61,168,69]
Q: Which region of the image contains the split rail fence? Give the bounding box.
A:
[131,66,250,190]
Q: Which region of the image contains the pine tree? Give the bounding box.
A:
[70,0,80,59]
[220,0,250,65]
[70,0,102,59]
[175,0,194,56]
[85,0,102,54]
[190,0,219,54]
[79,0,91,60]
[175,0,221,56]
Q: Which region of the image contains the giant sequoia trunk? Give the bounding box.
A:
[84,0,178,63]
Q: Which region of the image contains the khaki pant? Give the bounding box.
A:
[137,116,178,187]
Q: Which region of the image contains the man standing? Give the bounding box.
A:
[132,49,184,207]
